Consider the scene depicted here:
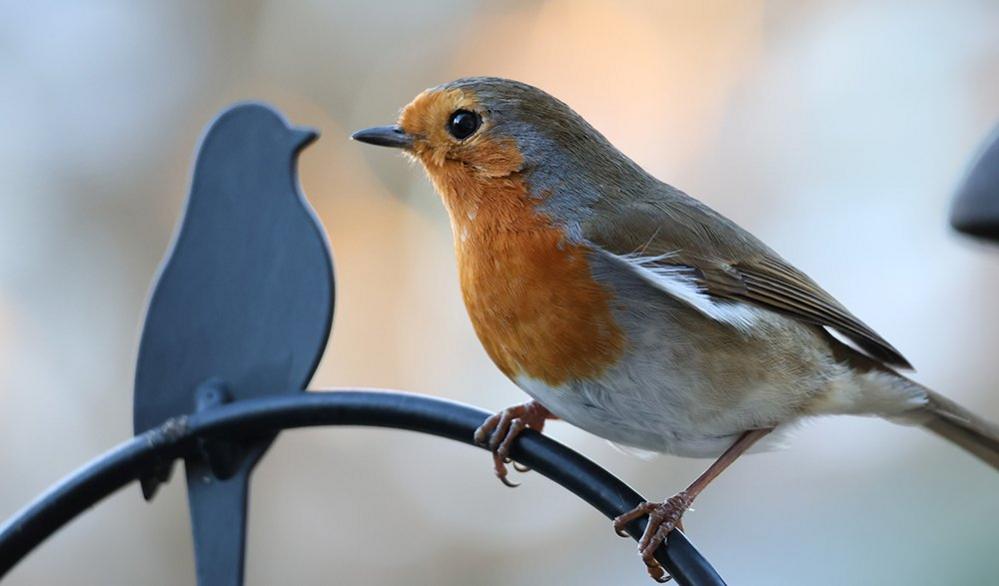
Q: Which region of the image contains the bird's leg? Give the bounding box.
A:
[474,401,556,487]
[613,428,773,583]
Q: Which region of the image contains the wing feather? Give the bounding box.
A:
[585,194,912,369]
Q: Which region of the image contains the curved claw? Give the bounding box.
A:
[614,494,693,583]
[497,474,520,488]
[473,402,553,488]
[649,567,672,583]
[642,545,673,583]
[511,461,531,473]
[492,452,520,488]
[612,501,655,538]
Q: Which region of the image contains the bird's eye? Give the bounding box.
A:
[446,110,481,140]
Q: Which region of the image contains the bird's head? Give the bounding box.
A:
[353,78,641,225]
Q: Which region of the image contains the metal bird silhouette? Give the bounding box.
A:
[133,103,333,585]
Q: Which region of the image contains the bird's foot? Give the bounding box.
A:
[473,401,552,487]
[612,492,694,583]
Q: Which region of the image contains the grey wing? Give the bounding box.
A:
[584,193,912,370]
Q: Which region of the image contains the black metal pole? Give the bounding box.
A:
[0,390,725,585]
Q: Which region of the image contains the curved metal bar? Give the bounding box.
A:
[0,390,726,585]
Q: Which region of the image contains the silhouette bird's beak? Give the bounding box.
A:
[291,127,319,149]
[351,125,413,149]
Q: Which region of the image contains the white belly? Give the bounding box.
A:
[512,310,831,458]
[514,373,781,458]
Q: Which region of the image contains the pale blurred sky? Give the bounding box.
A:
[1,1,998,585]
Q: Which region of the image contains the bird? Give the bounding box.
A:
[352,77,999,582]
[134,103,332,583]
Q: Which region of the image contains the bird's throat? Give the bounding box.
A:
[429,166,625,386]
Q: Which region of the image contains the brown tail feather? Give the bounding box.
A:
[919,389,999,471]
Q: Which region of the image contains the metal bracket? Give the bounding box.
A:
[193,379,243,480]
[184,378,266,586]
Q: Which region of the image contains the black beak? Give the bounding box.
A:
[351,125,413,149]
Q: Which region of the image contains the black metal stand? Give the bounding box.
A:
[0,390,724,585]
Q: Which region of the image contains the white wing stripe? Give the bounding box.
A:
[609,251,760,333]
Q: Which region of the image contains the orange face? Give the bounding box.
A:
[402,87,625,386]
[354,80,626,387]
[396,87,524,179]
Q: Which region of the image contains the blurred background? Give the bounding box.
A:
[1,1,998,584]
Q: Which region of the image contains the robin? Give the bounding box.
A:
[353,77,999,582]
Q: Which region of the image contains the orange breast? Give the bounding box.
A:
[431,166,625,386]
